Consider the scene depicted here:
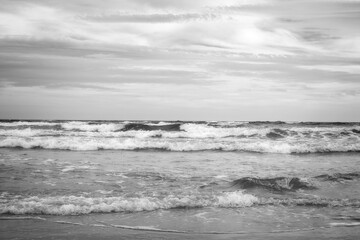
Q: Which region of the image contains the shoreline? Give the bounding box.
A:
[1,215,359,240]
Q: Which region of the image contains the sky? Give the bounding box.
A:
[0,0,359,121]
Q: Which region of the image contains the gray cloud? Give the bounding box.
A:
[0,43,218,90]
[84,13,218,23]
[0,0,359,120]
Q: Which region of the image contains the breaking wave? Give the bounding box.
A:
[229,172,360,192]
[0,191,258,215]
[0,120,359,153]
[231,177,316,192]
[1,136,360,153]
[1,192,359,215]
[61,121,123,132]
[0,121,58,127]
[314,172,360,181]
[121,123,182,132]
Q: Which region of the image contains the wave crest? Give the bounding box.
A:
[0,191,258,215]
[1,136,359,153]
[121,123,182,132]
[231,177,316,192]
[315,172,360,181]
[2,192,359,215]
[1,121,360,153]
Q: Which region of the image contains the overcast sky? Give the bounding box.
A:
[0,0,359,121]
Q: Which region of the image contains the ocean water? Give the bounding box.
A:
[0,120,359,239]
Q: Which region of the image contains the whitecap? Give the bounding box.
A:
[0,191,258,215]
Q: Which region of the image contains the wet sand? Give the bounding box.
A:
[1,214,360,240]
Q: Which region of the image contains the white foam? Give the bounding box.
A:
[179,123,269,138]
[96,190,114,195]
[214,175,228,179]
[216,191,259,207]
[43,159,56,165]
[330,222,360,227]
[61,122,123,132]
[0,128,59,137]
[0,192,258,215]
[0,121,58,127]
[1,121,360,142]
[109,224,187,233]
[0,216,46,220]
[1,136,359,153]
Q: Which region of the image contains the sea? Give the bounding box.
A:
[0,120,359,239]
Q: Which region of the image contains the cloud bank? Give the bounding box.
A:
[0,0,359,120]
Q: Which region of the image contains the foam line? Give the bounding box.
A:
[47,219,357,235]
[0,216,46,221]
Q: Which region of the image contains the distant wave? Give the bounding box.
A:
[61,121,123,132]
[0,120,359,153]
[121,123,182,132]
[1,121,359,136]
[0,121,59,127]
[1,126,359,139]
[1,136,359,153]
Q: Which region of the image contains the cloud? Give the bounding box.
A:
[0,43,220,90]
[84,13,219,23]
[0,1,304,55]
[0,0,359,120]
[298,65,360,74]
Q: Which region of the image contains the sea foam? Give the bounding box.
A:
[0,121,359,153]
[0,136,359,153]
[61,122,123,132]
[2,192,359,215]
[0,191,258,215]
[0,121,58,127]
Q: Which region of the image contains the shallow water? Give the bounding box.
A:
[0,120,359,238]
[0,148,359,238]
